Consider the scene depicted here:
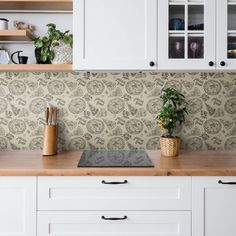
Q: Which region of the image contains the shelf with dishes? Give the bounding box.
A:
[169,30,204,36]
[0,28,73,70]
[0,0,73,71]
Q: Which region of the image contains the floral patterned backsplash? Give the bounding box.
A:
[0,72,235,151]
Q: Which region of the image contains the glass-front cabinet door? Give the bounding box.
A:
[158,0,215,70]
[217,0,236,70]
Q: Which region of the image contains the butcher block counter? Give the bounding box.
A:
[0,150,235,176]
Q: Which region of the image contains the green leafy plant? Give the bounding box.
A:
[156,88,188,138]
[34,23,73,63]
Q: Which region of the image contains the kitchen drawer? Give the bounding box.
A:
[37,211,191,236]
[38,176,191,210]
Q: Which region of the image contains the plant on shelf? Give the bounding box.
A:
[34,23,73,64]
[156,87,188,157]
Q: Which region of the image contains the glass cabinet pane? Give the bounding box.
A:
[228,36,236,58]
[169,37,185,58]
[188,37,204,58]
[227,4,236,59]
[169,5,185,30]
[228,5,236,30]
[188,5,204,30]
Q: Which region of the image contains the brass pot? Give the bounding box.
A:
[160,137,181,157]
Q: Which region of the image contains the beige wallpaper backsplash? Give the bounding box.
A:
[0,72,235,151]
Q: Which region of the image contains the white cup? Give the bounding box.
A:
[0,18,8,30]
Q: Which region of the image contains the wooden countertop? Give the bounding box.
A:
[0,150,236,176]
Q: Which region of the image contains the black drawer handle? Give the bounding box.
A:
[101,216,128,221]
[101,180,128,185]
[218,180,236,185]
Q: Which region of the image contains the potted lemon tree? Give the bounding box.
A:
[156,88,188,157]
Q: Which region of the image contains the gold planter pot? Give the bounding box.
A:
[160,137,181,157]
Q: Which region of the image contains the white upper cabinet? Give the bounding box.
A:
[73,0,157,70]
[158,0,216,70]
[216,0,236,70]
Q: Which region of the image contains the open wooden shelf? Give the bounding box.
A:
[0,64,72,72]
[0,0,72,11]
[0,30,35,41]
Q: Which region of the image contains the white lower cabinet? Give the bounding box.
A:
[37,211,191,236]
[193,177,236,236]
[38,176,191,210]
[0,177,36,236]
[37,176,191,236]
[7,175,236,236]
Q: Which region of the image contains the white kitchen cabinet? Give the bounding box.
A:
[158,0,216,70]
[216,0,236,70]
[0,177,36,236]
[193,177,236,236]
[38,211,191,236]
[37,176,191,236]
[38,176,191,210]
[73,0,157,70]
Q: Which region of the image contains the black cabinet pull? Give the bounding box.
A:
[101,180,128,185]
[220,61,226,66]
[218,180,236,185]
[149,61,155,67]
[101,216,128,221]
[208,61,214,67]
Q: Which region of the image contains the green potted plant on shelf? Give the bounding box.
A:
[34,23,73,64]
[156,87,188,157]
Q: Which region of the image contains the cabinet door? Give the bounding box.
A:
[0,177,36,236]
[38,211,191,236]
[73,0,157,70]
[217,0,236,70]
[158,0,215,70]
[193,177,236,236]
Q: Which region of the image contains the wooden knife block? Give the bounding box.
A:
[42,125,57,156]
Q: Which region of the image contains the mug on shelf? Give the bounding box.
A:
[169,18,185,30]
[11,51,28,64]
[0,18,9,30]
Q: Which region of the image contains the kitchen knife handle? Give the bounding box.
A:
[49,106,53,125]
[101,216,127,221]
[45,107,49,125]
[218,180,236,185]
[101,180,128,185]
[52,107,57,125]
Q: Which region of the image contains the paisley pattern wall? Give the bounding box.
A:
[0,72,235,150]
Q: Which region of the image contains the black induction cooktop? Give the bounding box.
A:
[78,150,154,168]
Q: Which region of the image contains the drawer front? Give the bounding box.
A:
[38,211,191,236]
[38,176,191,210]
